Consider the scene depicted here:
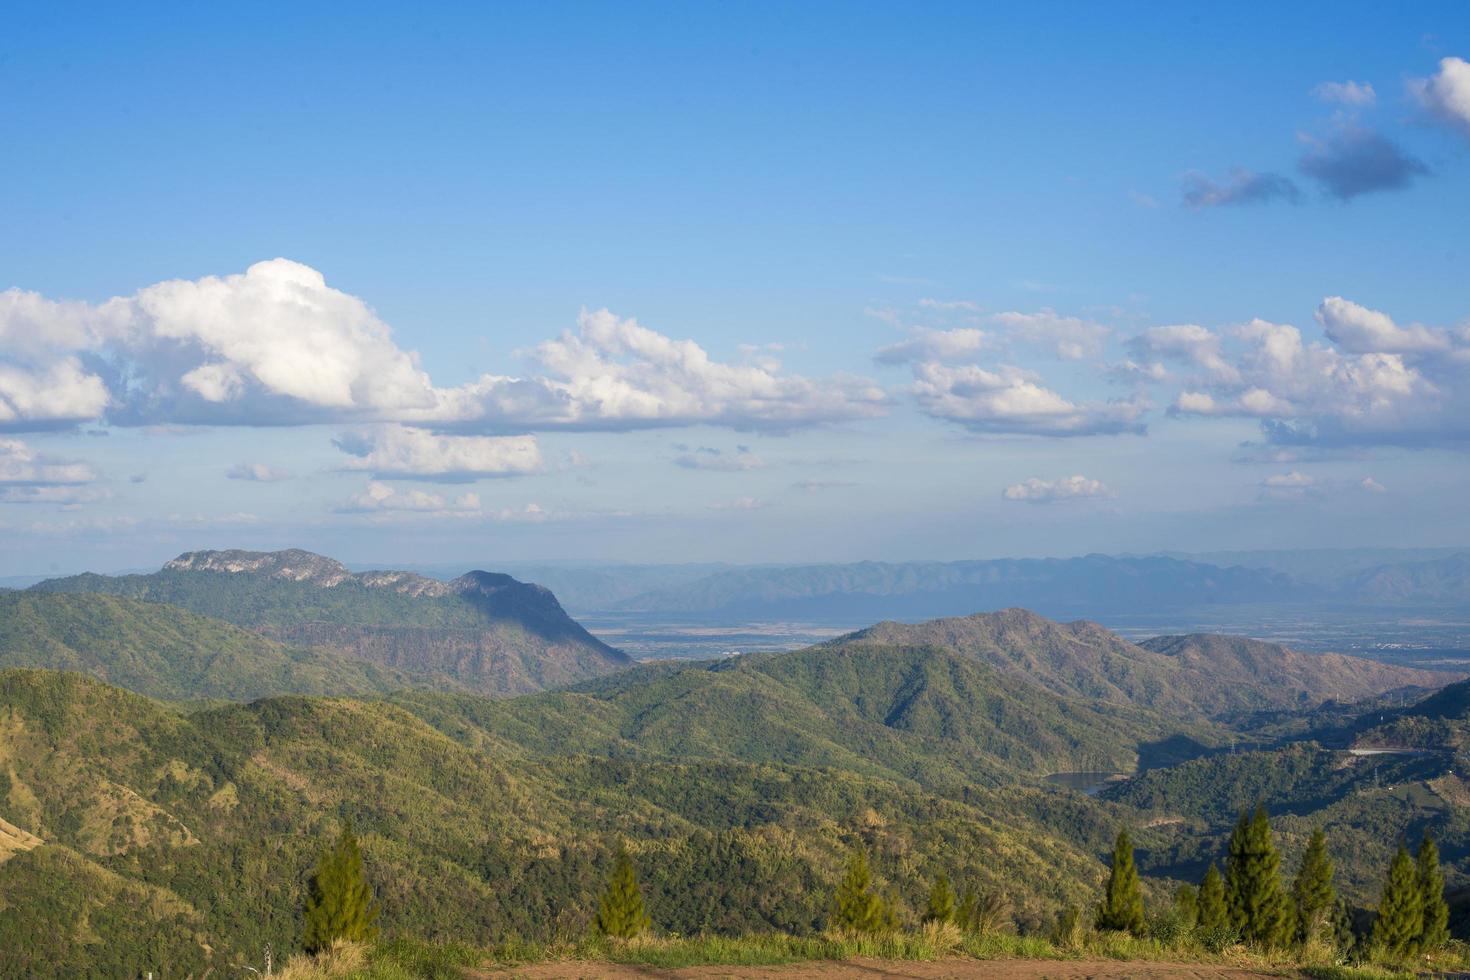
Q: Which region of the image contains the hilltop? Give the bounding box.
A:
[31,549,633,695]
[825,608,1449,719]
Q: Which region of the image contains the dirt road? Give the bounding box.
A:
[475,958,1287,979]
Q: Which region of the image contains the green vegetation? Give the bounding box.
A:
[1225,806,1294,948]
[924,874,956,924]
[595,849,651,939]
[1095,828,1144,933]
[303,824,381,952]
[1372,846,1421,959]
[1293,828,1336,943]
[0,592,410,700]
[1417,833,1449,952]
[31,549,631,695]
[830,846,896,933]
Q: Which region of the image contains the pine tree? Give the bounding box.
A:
[1095,828,1145,934]
[1175,883,1199,931]
[1224,806,1294,947]
[1198,863,1229,934]
[596,849,651,939]
[1292,827,1336,943]
[1330,898,1359,956]
[924,874,956,925]
[302,824,380,953]
[831,846,895,933]
[1373,845,1423,959]
[1415,832,1449,953]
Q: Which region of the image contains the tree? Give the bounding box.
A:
[1096,828,1145,934]
[1224,806,1294,947]
[1197,863,1229,934]
[302,824,380,953]
[1416,832,1449,953]
[596,849,651,939]
[1292,827,1336,943]
[831,846,895,933]
[1175,883,1199,931]
[1373,845,1423,959]
[924,874,956,925]
[1330,898,1359,957]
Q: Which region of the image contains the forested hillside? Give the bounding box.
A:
[828,609,1448,719]
[0,592,411,701]
[31,549,632,695]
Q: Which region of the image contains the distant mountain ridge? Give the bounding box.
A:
[824,608,1452,720]
[31,549,632,695]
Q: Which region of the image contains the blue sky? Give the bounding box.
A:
[3,1,1470,575]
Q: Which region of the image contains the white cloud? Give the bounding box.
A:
[0,438,98,485]
[1411,56,1470,139]
[917,298,983,312]
[1002,475,1113,503]
[1312,80,1377,106]
[1148,300,1470,447]
[226,462,292,482]
[1130,324,1240,383]
[1260,470,1319,501]
[910,362,1147,437]
[989,310,1109,360]
[336,481,481,514]
[432,308,889,432]
[333,424,542,481]
[875,326,989,365]
[1315,296,1448,353]
[1360,476,1387,493]
[0,357,111,428]
[1,261,889,433]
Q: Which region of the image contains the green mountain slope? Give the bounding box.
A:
[392,641,1227,796]
[0,592,412,701]
[828,608,1449,719]
[0,668,1121,976]
[31,549,633,695]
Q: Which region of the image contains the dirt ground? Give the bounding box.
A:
[473,958,1287,979]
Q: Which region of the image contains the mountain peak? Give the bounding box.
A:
[165,549,352,584]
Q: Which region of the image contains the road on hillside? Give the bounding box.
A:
[475,958,1284,979]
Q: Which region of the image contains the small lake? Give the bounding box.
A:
[1044,771,1130,796]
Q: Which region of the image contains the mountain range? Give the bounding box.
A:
[3,545,1468,975]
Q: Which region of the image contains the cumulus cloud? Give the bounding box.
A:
[1129,325,1240,383]
[1181,168,1301,209]
[1297,126,1429,200]
[989,310,1109,360]
[1360,476,1387,493]
[673,446,767,471]
[875,326,989,365]
[226,462,292,482]
[333,424,542,481]
[1002,475,1113,503]
[335,481,482,515]
[1410,56,1470,139]
[909,362,1147,437]
[0,260,889,433]
[1312,80,1376,106]
[1315,297,1448,354]
[1151,301,1470,447]
[0,438,98,486]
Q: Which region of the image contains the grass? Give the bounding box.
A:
[274,932,1470,978]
